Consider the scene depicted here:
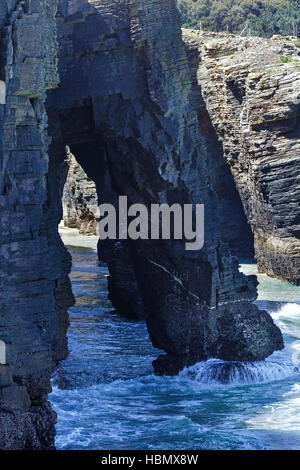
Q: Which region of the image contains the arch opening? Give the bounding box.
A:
[45,0,282,378]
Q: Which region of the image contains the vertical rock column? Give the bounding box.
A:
[0,0,72,449]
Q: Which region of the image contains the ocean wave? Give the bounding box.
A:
[179,358,298,385]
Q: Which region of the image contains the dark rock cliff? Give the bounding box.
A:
[47,0,282,373]
[0,0,73,449]
[0,0,284,449]
[183,30,300,285]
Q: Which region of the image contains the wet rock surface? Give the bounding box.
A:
[0,402,56,450]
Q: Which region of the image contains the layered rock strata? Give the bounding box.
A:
[183,30,300,284]
[184,36,255,258]
[0,0,285,449]
[62,148,98,235]
[0,0,73,449]
[47,0,283,374]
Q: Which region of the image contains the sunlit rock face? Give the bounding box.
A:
[0,0,284,449]
[47,0,283,373]
[184,35,255,259]
[183,30,300,285]
[62,149,98,235]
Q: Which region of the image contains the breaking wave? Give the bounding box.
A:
[179,358,298,385]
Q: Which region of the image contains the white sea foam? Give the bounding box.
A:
[246,381,300,435]
[272,303,300,322]
[180,358,298,385]
[180,303,300,386]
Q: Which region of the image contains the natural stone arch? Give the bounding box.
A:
[46,0,283,375]
[0,81,5,104]
[0,0,285,450]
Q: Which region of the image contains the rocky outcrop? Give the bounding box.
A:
[47,0,283,374]
[0,0,285,449]
[184,35,254,258]
[183,30,300,284]
[0,0,73,449]
[62,147,98,235]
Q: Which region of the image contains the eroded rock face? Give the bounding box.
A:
[183,30,300,285]
[47,0,283,373]
[0,0,73,449]
[62,148,98,235]
[184,37,254,259]
[0,0,285,449]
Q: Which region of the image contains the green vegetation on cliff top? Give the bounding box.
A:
[177,0,300,37]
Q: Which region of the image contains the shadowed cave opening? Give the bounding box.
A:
[56,100,147,319]
[55,99,256,327]
[47,91,283,381]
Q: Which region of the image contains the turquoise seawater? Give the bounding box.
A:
[50,229,300,450]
